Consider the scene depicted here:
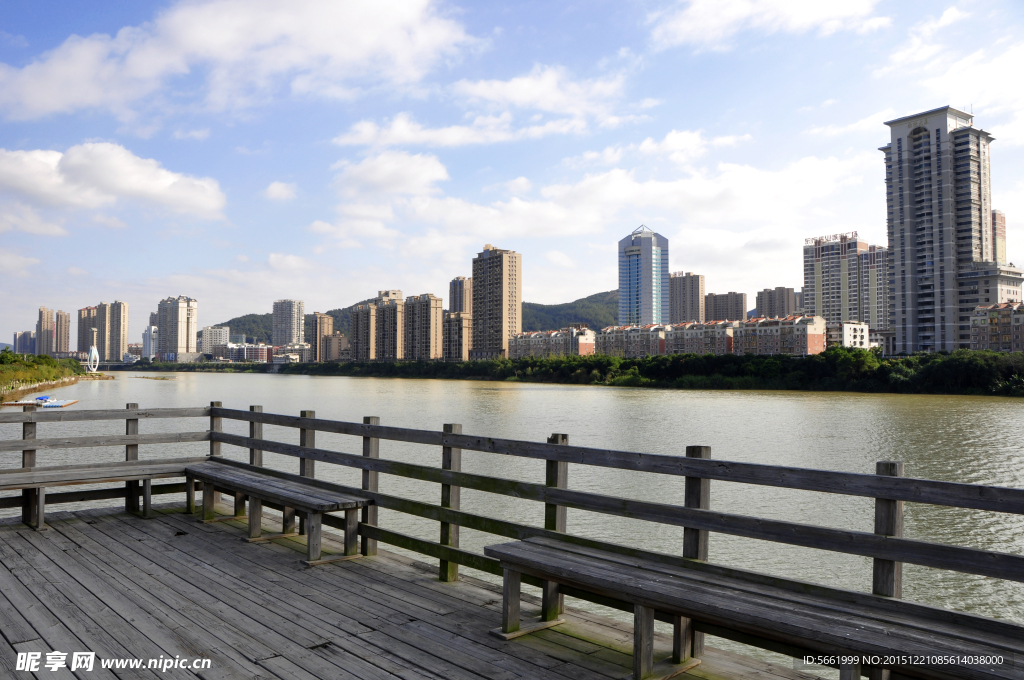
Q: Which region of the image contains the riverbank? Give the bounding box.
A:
[0,349,86,400]
[114,347,1024,396]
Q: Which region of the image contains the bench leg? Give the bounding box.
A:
[201,480,216,522]
[305,512,322,563]
[186,475,195,514]
[840,662,862,680]
[344,508,358,556]
[34,487,47,532]
[502,568,521,635]
[126,480,140,513]
[282,506,295,534]
[234,492,246,518]
[541,580,561,622]
[142,479,153,518]
[249,497,263,540]
[634,604,654,679]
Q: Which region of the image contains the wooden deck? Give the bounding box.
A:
[0,503,820,680]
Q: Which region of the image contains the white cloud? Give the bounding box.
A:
[638,129,752,163]
[650,0,888,50]
[0,249,41,277]
[174,129,210,140]
[0,143,224,218]
[808,108,896,136]
[333,112,587,148]
[236,254,249,262]
[267,253,312,271]
[334,151,448,197]
[875,7,969,76]
[264,181,297,201]
[0,0,475,120]
[67,266,89,275]
[93,214,127,228]
[0,203,67,236]
[545,250,576,268]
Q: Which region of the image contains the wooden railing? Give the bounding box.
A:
[2,403,1023,659]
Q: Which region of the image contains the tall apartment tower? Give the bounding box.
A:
[405,294,443,360]
[157,296,198,355]
[618,226,669,326]
[993,210,1007,265]
[704,292,747,321]
[312,312,334,362]
[95,301,129,361]
[77,307,97,352]
[36,308,54,356]
[350,303,377,362]
[881,107,1022,351]
[669,272,704,323]
[470,245,522,360]
[272,300,305,346]
[200,326,230,353]
[802,233,889,328]
[142,326,158,359]
[449,277,472,313]
[442,312,472,362]
[376,298,405,361]
[55,310,70,354]
[755,287,796,319]
[13,331,35,355]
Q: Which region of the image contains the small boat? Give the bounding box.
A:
[2,397,79,408]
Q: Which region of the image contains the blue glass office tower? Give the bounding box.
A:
[618,225,670,325]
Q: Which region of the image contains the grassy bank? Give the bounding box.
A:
[0,348,86,397]
[114,348,1024,396]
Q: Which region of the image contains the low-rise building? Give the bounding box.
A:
[596,325,665,358]
[275,342,312,363]
[442,311,472,362]
[971,303,1024,351]
[665,320,738,355]
[322,332,349,362]
[826,321,870,349]
[507,326,596,359]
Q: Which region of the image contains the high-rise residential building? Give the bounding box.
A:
[755,287,796,319]
[882,106,1018,352]
[149,312,158,327]
[618,226,669,326]
[311,312,334,362]
[442,312,473,362]
[200,326,230,353]
[993,210,1007,265]
[470,244,522,360]
[322,332,349,361]
[13,331,35,354]
[142,326,158,359]
[802,233,889,328]
[669,272,704,323]
[36,308,54,356]
[376,298,405,361]
[157,296,198,355]
[351,303,377,361]
[95,301,129,361]
[704,292,747,321]
[54,310,70,354]
[77,307,97,352]
[405,294,443,360]
[272,300,305,346]
[449,277,472,313]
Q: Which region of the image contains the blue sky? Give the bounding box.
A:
[3,0,1024,343]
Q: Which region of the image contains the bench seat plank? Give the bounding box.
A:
[0,457,209,491]
[186,461,366,513]
[485,539,1022,680]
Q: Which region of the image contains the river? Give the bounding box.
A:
[3,373,1023,668]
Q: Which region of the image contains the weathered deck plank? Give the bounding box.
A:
[0,506,821,680]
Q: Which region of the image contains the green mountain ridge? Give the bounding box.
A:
[205,290,619,343]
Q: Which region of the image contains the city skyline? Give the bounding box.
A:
[4,2,1024,343]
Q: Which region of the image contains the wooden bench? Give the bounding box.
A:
[485,537,1024,680]
[0,457,208,530]
[185,460,372,566]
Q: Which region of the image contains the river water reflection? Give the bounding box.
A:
[3,373,1022,664]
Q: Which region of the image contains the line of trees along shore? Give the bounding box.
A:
[111,347,1024,397]
[0,348,85,397]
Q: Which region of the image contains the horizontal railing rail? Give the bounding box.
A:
[0,407,211,424]
[213,408,1024,515]
[0,431,210,453]
[212,432,1024,583]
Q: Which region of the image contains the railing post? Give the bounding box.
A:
[298,410,315,534]
[125,403,139,513]
[867,461,904,680]
[361,416,380,556]
[209,401,222,456]
[21,405,36,527]
[249,405,263,466]
[679,444,711,661]
[542,433,568,620]
[440,423,462,582]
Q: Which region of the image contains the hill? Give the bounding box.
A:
[523,290,617,331]
[204,290,619,344]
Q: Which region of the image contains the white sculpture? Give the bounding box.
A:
[86,345,99,373]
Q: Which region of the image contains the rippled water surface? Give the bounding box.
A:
[3,373,1023,666]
